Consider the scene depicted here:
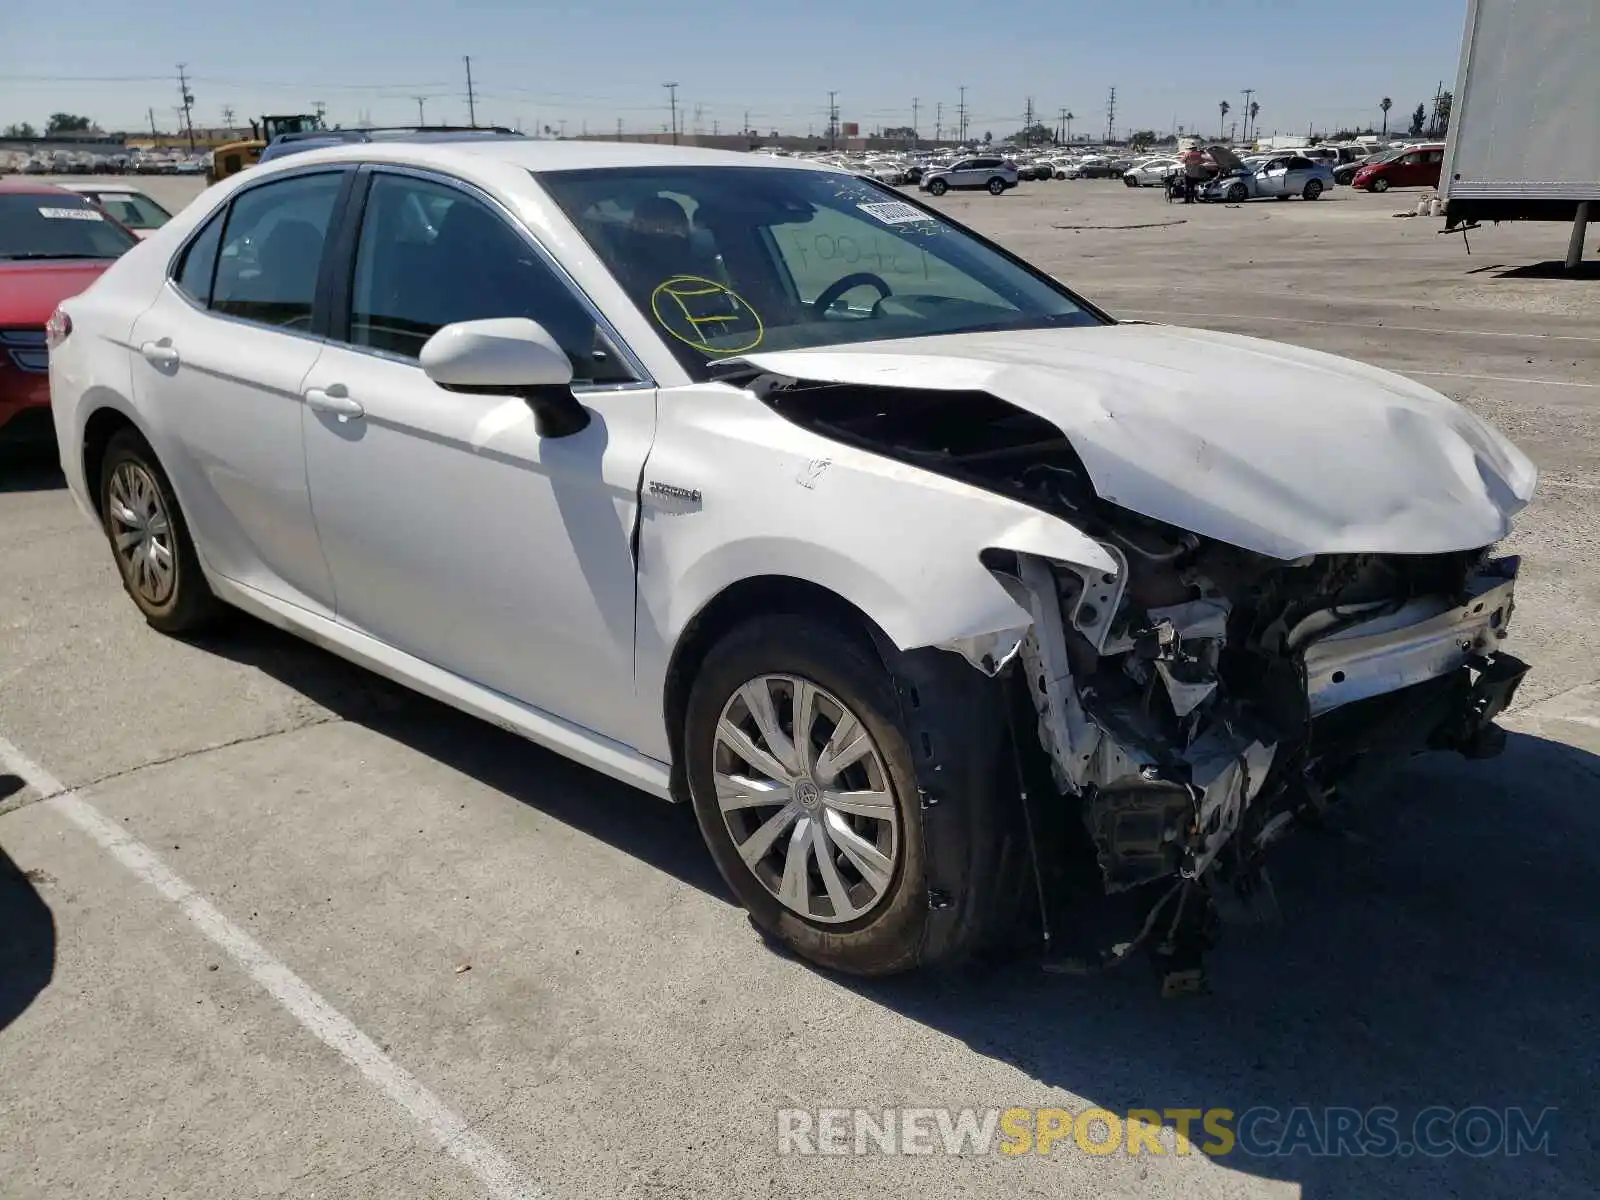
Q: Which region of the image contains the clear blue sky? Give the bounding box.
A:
[4,0,1467,139]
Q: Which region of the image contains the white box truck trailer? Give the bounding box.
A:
[1441,0,1599,266]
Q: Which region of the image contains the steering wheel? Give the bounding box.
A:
[812,271,892,318]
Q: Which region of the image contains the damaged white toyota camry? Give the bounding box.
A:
[49,140,1536,978]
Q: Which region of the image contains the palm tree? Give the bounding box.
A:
[1064,111,1075,144]
[1219,100,1231,140]
[1248,100,1260,142]
[1380,96,1392,137]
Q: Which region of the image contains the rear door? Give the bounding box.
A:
[127,167,351,611]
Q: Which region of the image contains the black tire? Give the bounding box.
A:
[1226,181,1249,202]
[100,428,219,634]
[987,177,1006,196]
[1303,179,1324,200]
[683,615,1015,976]
[927,177,948,196]
[1370,177,1390,193]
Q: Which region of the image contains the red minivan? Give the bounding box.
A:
[1352,143,1445,192]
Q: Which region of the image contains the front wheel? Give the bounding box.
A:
[1226,181,1249,202]
[927,177,948,196]
[987,177,1006,196]
[1370,177,1390,193]
[683,616,1013,976]
[100,429,219,634]
[1303,179,1324,200]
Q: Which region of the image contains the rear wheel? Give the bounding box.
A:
[100,429,218,634]
[683,616,1012,976]
[1303,179,1324,200]
[987,177,1006,196]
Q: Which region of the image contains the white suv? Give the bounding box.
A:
[918,156,1019,196]
[49,140,1534,978]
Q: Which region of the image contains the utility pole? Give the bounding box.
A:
[558,118,567,139]
[312,100,326,126]
[176,63,196,151]
[147,107,157,137]
[1065,110,1074,144]
[1023,96,1035,145]
[935,101,943,143]
[1240,88,1255,142]
[911,97,919,148]
[1057,107,1067,143]
[827,90,838,149]
[616,117,623,141]
[957,85,968,144]
[414,96,427,125]
[1105,86,1116,144]
[744,108,750,135]
[713,119,719,136]
[464,56,477,127]
[662,82,679,145]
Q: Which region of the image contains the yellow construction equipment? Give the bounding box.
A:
[206,115,325,184]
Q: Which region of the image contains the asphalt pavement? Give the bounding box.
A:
[1,174,1596,1200]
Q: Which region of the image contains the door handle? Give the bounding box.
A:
[304,384,365,422]
[140,340,179,368]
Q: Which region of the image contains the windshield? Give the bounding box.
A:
[85,191,172,230]
[538,166,1103,379]
[0,193,140,259]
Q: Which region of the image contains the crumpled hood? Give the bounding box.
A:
[738,324,1537,559]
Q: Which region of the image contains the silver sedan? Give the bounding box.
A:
[1204,153,1337,201]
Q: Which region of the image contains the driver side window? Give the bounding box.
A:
[346,173,635,383]
[768,204,1005,311]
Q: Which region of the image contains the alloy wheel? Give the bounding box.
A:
[107,461,176,606]
[713,674,899,924]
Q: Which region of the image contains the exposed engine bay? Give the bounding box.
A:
[753,376,1530,949]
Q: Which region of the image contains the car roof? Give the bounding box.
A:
[267,137,835,176]
[0,179,77,197]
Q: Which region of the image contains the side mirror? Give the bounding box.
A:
[420,318,590,438]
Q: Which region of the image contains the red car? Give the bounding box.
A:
[1351,143,1446,192]
[1,180,140,446]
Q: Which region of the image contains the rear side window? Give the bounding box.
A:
[173,212,223,303]
[211,172,343,331]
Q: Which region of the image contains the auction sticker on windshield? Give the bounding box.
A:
[38,207,104,221]
[857,201,936,226]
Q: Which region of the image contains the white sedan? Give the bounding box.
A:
[1122,157,1179,187]
[57,182,176,238]
[48,139,1535,978]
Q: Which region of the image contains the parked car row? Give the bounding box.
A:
[0,148,209,176]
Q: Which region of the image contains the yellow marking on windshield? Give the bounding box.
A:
[650,274,764,354]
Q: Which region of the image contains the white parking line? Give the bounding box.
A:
[0,734,542,1200]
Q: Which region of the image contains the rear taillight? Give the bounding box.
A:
[45,308,72,350]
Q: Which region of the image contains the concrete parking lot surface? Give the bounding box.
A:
[1,174,1596,1199]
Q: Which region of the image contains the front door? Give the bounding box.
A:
[300,168,656,744]
[128,168,348,611]
[1256,157,1290,196]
